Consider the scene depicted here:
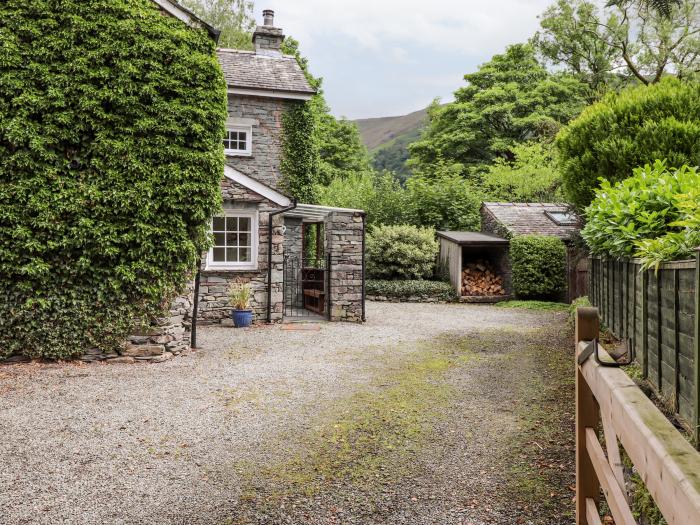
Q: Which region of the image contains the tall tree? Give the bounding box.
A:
[535,0,700,87]
[179,0,255,49]
[408,44,588,174]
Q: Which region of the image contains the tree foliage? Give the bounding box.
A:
[535,0,700,88]
[582,161,700,268]
[179,0,255,49]
[0,0,227,359]
[409,44,589,173]
[480,141,563,203]
[557,77,700,209]
[510,236,567,299]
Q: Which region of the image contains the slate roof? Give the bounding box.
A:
[481,202,581,241]
[437,231,508,246]
[217,49,316,96]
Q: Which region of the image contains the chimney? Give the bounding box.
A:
[253,10,284,56]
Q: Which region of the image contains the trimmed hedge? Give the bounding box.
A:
[510,235,567,299]
[557,78,700,210]
[366,224,438,280]
[0,0,227,359]
[366,280,457,302]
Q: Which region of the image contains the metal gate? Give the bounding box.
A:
[283,255,329,319]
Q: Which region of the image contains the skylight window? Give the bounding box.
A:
[545,210,578,226]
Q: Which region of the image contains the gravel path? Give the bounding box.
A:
[0,302,575,525]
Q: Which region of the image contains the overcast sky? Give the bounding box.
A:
[265,0,555,119]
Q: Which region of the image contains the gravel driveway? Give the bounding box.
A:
[0,302,575,525]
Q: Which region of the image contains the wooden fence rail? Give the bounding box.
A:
[588,251,699,443]
[575,307,700,525]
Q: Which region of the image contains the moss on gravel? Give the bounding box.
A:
[236,334,478,507]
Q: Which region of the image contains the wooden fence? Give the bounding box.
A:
[588,252,699,443]
[575,307,700,525]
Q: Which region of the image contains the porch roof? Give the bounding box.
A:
[284,203,365,223]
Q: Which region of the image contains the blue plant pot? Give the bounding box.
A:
[231,309,254,328]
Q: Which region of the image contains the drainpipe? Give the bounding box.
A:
[267,200,297,323]
[191,257,202,349]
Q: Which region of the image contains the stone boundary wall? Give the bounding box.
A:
[325,211,364,323]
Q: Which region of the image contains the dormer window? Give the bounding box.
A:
[224,125,252,156]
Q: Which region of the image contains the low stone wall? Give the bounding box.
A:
[79,283,194,363]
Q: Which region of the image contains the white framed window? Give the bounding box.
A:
[223,125,252,156]
[206,211,258,270]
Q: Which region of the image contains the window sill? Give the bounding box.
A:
[225,151,252,157]
[203,266,259,274]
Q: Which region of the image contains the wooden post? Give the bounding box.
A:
[694,248,700,445]
[576,308,601,525]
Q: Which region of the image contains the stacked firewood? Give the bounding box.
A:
[461,260,505,296]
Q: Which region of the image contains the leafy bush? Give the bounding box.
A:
[582,161,700,269]
[557,78,700,209]
[366,280,457,301]
[316,171,409,227]
[496,300,569,311]
[406,164,483,231]
[480,141,562,203]
[0,0,227,359]
[510,235,567,298]
[366,225,438,280]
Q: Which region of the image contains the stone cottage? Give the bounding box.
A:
[195,10,366,327]
[97,3,367,362]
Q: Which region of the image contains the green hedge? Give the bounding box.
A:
[366,224,438,280]
[582,161,700,269]
[557,78,700,210]
[510,235,567,299]
[366,280,457,301]
[0,0,227,359]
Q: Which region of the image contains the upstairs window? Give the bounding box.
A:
[207,211,258,270]
[223,125,252,156]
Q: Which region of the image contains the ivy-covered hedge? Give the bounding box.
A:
[510,235,567,299]
[0,0,227,359]
[557,78,700,210]
[366,280,457,302]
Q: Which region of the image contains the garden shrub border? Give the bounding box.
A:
[366,280,458,303]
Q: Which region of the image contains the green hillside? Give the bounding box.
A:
[354,107,430,180]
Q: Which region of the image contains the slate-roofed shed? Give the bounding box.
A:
[481,202,580,242]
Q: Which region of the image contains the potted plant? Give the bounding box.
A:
[228,281,254,328]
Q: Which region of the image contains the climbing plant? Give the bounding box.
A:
[281,99,319,203]
[0,0,227,359]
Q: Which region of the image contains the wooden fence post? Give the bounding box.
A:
[694,248,700,445]
[576,308,601,525]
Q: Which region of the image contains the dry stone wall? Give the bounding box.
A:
[325,211,364,323]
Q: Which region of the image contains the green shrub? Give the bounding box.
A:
[582,161,700,269]
[366,280,457,301]
[510,235,567,298]
[557,78,700,210]
[366,225,438,280]
[0,0,227,359]
[406,165,483,231]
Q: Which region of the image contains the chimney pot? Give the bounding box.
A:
[263,9,274,26]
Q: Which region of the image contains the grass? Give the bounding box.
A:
[496,300,569,311]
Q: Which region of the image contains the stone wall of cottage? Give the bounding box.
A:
[480,206,512,240]
[325,211,364,323]
[197,177,284,324]
[225,94,297,191]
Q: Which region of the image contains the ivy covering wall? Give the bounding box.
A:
[280,100,319,204]
[0,0,227,359]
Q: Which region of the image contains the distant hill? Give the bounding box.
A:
[354,107,430,181]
